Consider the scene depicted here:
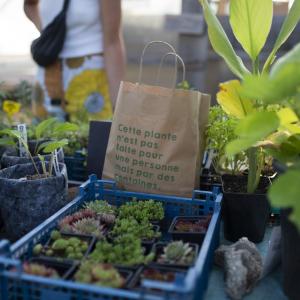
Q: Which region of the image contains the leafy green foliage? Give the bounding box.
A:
[206,105,247,174]
[117,199,164,222]
[89,234,154,266]
[263,0,300,72]
[111,217,160,240]
[229,0,273,61]
[199,0,249,78]
[268,170,300,231]
[74,262,124,288]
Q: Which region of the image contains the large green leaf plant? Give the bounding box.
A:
[199,0,300,193]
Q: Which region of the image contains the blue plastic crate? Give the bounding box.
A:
[0,175,222,300]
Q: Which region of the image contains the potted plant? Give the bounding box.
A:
[237,41,300,299]
[88,233,154,268]
[64,121,89,182]
[74,262,132,288]
[168,216,211,244]
[33,230,95,261]
[128,265,186,292]
[199,0,300,242]
[0,129,70,241]
[0,117,78,169]
[152,241,198,269]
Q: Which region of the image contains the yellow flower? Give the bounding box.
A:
[3,100,21,117]
[65,69,113,121]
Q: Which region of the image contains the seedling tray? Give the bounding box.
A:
[0,175,222,300]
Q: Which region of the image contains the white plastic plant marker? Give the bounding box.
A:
[17,124,28,157]
[53,149,61,176]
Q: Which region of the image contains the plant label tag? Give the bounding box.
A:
[53,149,61,175]
[17,124,28,157]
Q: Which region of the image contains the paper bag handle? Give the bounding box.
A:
[156,52,186,88]
[138,41,177,85]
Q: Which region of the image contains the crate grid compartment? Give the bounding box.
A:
[0,175,222,300]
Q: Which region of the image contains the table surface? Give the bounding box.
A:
[205,225,288,300]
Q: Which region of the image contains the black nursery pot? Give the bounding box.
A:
[281,209,300,300]
[0,162,68,241]
[28,257,78,279]
[200,174,222,192]
[127,265,186,293]
[0,142,64,169]
[168,216,211,245]
[222,174,271,243]
[151,241,199,269]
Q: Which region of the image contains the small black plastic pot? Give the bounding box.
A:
[127,265,186,293]
[64,150,88,182]
[41,233,96,262]
[69,263,134,288]
[200,174,222,192]
[28,257,78,279]
[151,241,199,269]
[0,143,64,169]
[222,174,271,243]
[0,162,68,241]
[281,209,300,300]
[168,216,211,244]
[141,225,160,254]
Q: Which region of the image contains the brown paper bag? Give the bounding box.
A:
[103,42,210,197]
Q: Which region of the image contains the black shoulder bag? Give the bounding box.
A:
[31,0,70,67]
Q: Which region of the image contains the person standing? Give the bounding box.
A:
[24,0,125,121]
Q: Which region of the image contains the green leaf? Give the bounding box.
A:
[51,122,79,138]
[199,0,249,78]
[217,80,255,119]
[268,169,300,231]
[226,111,280,155]
[263,0,300,72]
[226,138,255,156]
[236,111,280,140]
[0,137,16,147]
[35,118,57,140]
[242,44,300,103]
[229,0,272,62]
[38,139,68,154]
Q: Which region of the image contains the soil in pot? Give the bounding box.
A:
[0,162,68,241]
[128,265,186,293]
[222,174,271,243]
[168,216,211,244]
[281,209,300,300]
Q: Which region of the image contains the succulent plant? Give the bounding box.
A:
[84,200,116,215]
[58,209,96,232]
[158,241,195,265]
[118,200,164,223]
[74,262,125,288]
[72,217,106,239]
[23,263,59,278]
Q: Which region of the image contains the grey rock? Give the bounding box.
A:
[215,237,263,300]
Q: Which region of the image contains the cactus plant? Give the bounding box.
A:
[158,241,195,265]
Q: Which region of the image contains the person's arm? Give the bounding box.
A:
[100,0,125,108]
[24,0,42,32]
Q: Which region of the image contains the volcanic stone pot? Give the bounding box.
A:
[0,162,68,241]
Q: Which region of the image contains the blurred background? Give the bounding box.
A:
[0,0,298,102]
